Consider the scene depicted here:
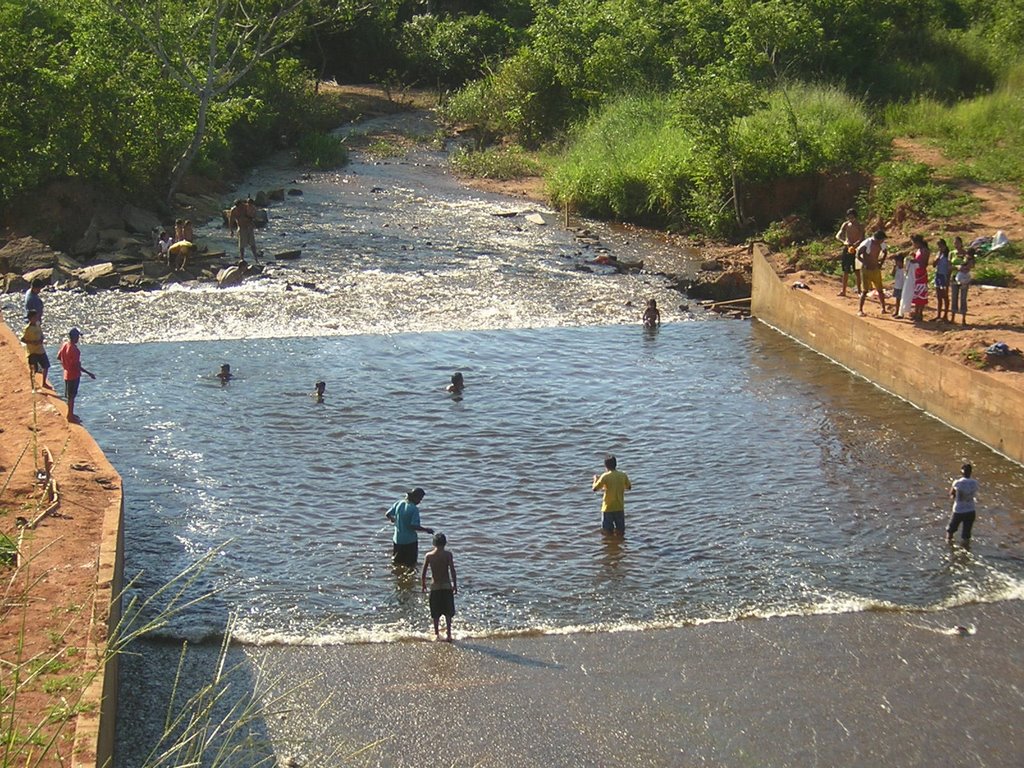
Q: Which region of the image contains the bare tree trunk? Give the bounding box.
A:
[165,89,211,208]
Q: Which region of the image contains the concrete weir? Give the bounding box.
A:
[751,245,1024,465]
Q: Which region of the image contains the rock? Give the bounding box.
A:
[268,188,285,202]
[253,208,269,227]
[615,257,644,274]
[2,273,29,294]
[216,265,245,288]
[0,237,60,274]
[525,213,546,225]
[74,262,120,289]
[22,267,55,285]
[274,249,302,260]
[254,190,269,207]
[121,205,161,236]
[71,219,100,257]
[118,274,159,291]
[685,269,752,302]
[287,188,303,196]
[142,261,172,279]
[700,260,723,272]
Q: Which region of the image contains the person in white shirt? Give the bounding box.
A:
[946,463,980,544]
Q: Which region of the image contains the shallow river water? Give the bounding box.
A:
[5,113,1023,765]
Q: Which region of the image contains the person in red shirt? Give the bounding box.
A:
[56,328,95,423]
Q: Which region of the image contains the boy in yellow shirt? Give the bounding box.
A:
[592,455,632,536]
[21,309,51,391]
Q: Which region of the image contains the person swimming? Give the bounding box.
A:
[217,363,233,384]
[313,380,326,403]
[446,372,464,394]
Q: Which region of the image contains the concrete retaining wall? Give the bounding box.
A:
[750,245,1024,464]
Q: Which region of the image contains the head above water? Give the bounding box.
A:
[407,487,425,504]
[432,532,447,547]
[220,363,231,373]
[604,455,617,471]
[315,380,326,394]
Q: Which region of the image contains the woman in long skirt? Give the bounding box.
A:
[910,234,931,321]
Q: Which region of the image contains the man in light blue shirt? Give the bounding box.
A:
[386,487,434,568]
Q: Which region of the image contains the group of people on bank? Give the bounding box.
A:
[836,209,974,325]
[20,279,95,422]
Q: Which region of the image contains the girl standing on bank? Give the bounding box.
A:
[910,234,931,322]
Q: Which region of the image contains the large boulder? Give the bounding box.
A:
[74,262,120,290]
[2,273,29,294]
[0,237,59,274]
[216,265,245,288]
[121,204,161,236]
[23,266,74,285]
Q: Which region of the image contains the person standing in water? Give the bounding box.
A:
[386,487,434,568]
[228,197,261,262]
[217,363,233,384]
[642,299,661,327]
[421,532,458,642]
[313,380,326,403]
[592,455,632,536]
[947,463,980,545]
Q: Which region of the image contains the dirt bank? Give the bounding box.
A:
[0,321,122,767]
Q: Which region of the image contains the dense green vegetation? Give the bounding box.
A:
[1,0,1023,236]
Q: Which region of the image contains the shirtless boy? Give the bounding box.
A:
[421,533,458,642]
[835,208,865,297]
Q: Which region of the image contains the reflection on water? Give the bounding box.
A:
[83,322,1024,645]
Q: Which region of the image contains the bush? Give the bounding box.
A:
[296,131,348,169]
[449,145,543,180]
[972,264,1015,286]
[730,83,886,183]
[860,161,978,222]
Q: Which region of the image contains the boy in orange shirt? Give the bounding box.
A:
[56,328,96,423]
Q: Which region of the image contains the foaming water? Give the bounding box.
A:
[82,322,1024,646]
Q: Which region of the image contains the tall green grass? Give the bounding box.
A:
[548,84,885,234]
[548,95,696,227]
[883,61,1024,184]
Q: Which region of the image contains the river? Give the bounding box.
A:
[4,111,1022,767]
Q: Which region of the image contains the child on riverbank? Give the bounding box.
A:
[891,253,906,316]
[421,532,458,642]
[57,328,95,423]
[21,309,51,392]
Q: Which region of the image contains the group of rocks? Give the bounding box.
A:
[0,187,305,296]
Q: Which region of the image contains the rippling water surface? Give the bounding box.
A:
[7,113,1022,649]
[79,322,1024,644]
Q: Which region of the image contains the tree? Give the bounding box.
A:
[106,0,336,206]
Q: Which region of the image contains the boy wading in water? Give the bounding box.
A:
[421,533,457,642]
[592,455,632,536]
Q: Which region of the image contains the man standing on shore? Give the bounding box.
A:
[857,230,888,317]
[592,455,632,536]
[228,197,261,263]
[835,208,865,297]
[56,328,95,423]
[947,463,979,544]
[386,487,434,568]
[25,277,46,320]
